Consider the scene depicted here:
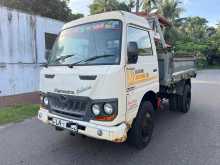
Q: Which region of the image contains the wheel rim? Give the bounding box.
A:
[141,112,153,142]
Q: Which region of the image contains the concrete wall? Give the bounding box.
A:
[0,6,64,98]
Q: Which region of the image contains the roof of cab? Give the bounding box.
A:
[62,11,151,30]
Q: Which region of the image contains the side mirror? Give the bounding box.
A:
[127,42,138,64]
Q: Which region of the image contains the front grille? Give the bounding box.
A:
[48,93,91,120]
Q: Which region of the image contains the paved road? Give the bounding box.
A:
[0,70,220,165]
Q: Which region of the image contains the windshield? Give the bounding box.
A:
[48,20,122,66]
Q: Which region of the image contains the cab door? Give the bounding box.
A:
[126,25,159,121]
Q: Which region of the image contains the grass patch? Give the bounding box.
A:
[0,104,39,125]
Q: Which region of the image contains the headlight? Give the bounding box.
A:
[43,96,49,106]
[91,99,118,121]
[92,104,101,116]
[104,103,114,115]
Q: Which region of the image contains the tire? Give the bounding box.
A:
[128,101,154,149]
[169,94,178,111]
[178,84,191,113]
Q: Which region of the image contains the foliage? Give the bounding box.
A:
[141,0,183,22]
[177,17,208,41]
[159,0,183,22]
[89,0,135,14]
[174,16,209,57]
[160,0,184,44]
[0,0,83,22]
[175,40,208,56]
[140,0,215,59]
[175,17,220,59]
[208,30,220,54]
[141,0,159,12]
[141,0,183,44]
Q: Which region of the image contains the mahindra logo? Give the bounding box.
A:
[59,96,68,103]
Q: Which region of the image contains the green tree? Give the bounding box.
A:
[120,0,136,12]
[177,17,208,42]
[208,29,220,54]
[162,0,183,44]
[141,0,159,12]
[139,0,219,60]
[207,27,217,37]
[0,0,83,22]
[140,0,183,44]
[141,0,183,22]
[216,22,220,32]
[89,0,134,15]
[159,0,183,22]
[174,17,208,56]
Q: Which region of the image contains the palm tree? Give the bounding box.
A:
[141,0,183,22]
[128,0,136,12]
[90,0,134,14]
[141,0,159,12]
[159,0,183,22]
[136,0,140,12]
[177,17,208,41]
[90,0,118,14]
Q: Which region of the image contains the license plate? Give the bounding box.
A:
[52,118,78,132]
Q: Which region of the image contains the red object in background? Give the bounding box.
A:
[157,97,161,110]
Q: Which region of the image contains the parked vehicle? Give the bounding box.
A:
[38,11,196,149]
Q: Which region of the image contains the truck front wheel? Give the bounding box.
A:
[128,101,154,149]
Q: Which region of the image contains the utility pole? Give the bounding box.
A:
[136,0,140,13]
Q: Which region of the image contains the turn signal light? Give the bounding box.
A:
[95,114,116,121]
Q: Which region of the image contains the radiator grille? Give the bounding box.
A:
[48,93,90,120]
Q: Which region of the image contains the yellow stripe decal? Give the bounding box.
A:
[127,69,158,86]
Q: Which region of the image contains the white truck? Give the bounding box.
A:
[38,11,196,149]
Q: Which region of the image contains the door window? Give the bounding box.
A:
[127,26,153,56]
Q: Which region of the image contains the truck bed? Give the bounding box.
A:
[158,53,197,87]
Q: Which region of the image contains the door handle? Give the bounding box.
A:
[153,69,158,72]
[45,74,55,79]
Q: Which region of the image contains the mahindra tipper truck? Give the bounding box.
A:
[38,11,196,149]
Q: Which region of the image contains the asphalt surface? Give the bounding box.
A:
[0,70,220,165]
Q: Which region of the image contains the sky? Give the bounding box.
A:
[69,0,220,26]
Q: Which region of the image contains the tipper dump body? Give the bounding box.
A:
[158,53,196,86]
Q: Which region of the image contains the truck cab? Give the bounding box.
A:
[38,11,196,149]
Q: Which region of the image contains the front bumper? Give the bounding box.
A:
[38,108,128,143]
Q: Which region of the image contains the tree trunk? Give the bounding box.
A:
[136,0,140,13]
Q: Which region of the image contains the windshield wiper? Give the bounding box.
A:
[54,54,75,63]
[68,54,114,68]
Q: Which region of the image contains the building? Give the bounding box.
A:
[0,6,64,107]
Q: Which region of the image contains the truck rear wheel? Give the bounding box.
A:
[128,101,154,149]
[178,84,191,113]
[169,94,178,111]
[169,82,191,113]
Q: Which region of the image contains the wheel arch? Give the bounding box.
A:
[128,91,157,127]
[140,91,157,110]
